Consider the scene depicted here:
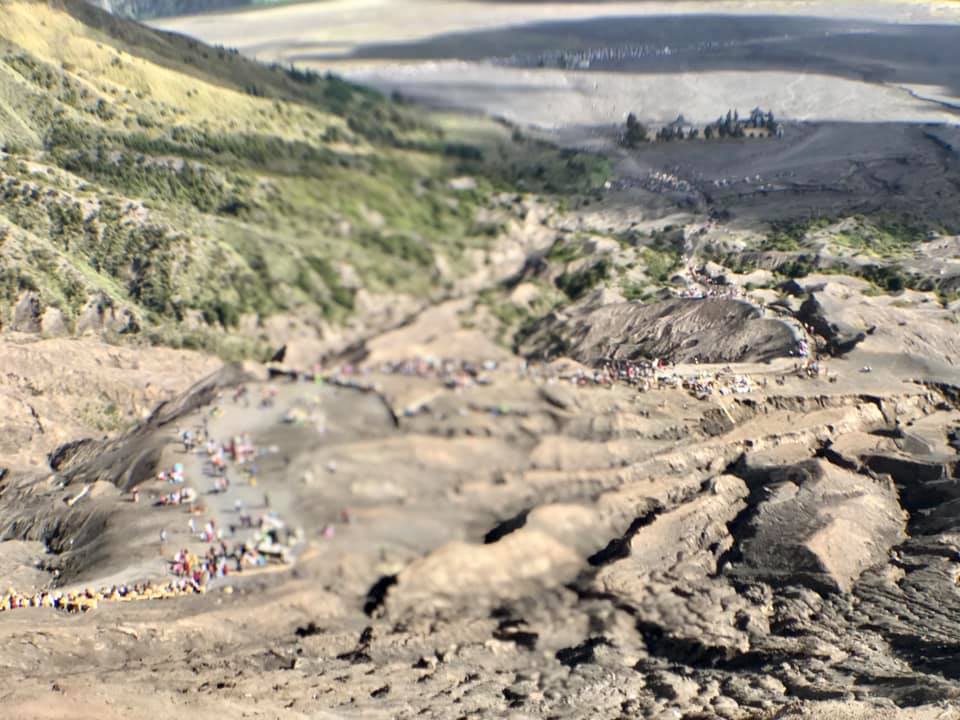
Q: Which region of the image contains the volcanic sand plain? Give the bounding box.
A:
[155,0,960,230]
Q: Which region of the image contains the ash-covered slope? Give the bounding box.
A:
[521,297,800,364]
[3,332,960,718]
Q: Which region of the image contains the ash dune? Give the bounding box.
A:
[329,14,960,112]
[331,12,960,228]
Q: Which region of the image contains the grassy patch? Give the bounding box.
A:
[760,217,831,251]
[622,282,656,302]
[826,216,923,259]
[476,281,565,349]
[556,258,611,300]
[641,247,682,284]
[545,238,584,264]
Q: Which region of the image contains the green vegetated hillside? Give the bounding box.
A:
[0,0,609,357]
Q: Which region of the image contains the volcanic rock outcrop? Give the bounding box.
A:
[727,459,907,592]
[521,297,800,364]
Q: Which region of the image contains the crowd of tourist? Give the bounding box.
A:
[156,486,197,506]
[312,339,820,401]
[331,357,498,390]
[1,287,830,617]
[0,578,207,614]
[526,358,759,397]
[169,510,300,585]
[675,284,744,300]
[0,383,310,615]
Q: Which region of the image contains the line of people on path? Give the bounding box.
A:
[2,386,313,616]
[0,577,207,614]
[334,357,499,390]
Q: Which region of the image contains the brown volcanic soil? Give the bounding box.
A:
[0,335,219,473]
[2,287,960,717]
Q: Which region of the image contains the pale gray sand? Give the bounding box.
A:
[153,0,960,128]
[153,0,960,59]
[342,64,960,127]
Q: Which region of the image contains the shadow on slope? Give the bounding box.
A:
[322,14,960,103]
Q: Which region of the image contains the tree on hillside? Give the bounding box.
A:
[623,113,649,147]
